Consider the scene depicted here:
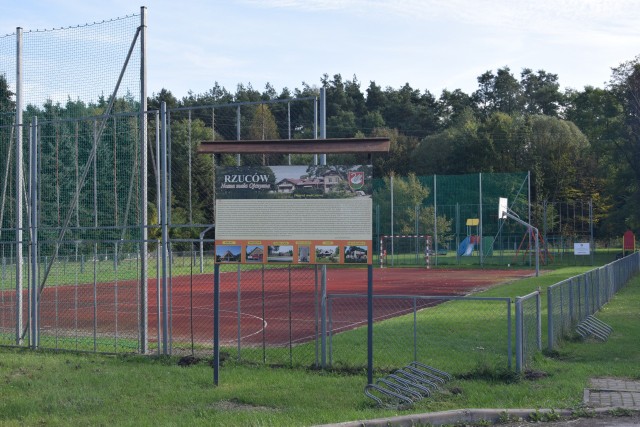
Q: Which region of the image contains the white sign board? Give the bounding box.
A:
[574,242,591,255]
[214,165,373,265]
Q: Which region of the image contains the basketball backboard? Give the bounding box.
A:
[498,197,508,219]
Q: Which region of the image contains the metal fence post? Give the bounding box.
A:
[288,265,292,366]
[29,117,38,349]
[213,263,220,385]
[413,297,417,362]
[507,299,512,370]
[583,275,589,317]
[321,265,327,368]
[515,297,523,373]
[160,101,169,355]
[328,296,333,366]
[547,287,554,351]
[569,281,574,323]
[261,265,266,364]
[314,265,319,366]
[367,264,373,384]
[390,175,394,267]
[536,290,542,351]
[237,264,241,361]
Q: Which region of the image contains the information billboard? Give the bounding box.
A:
[214,165,373,264]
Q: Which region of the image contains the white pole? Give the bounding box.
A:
[15,27,23,345]
[139,5,149,354]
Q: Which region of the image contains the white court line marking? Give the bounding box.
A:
[219,309,266,342]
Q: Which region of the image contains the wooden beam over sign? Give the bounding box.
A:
[197,137,390,154]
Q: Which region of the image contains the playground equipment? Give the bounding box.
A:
[457,218,478,256]
[513,228,553,265]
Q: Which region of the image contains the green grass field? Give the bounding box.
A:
[0,267,638,426]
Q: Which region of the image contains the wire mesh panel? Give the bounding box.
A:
[373,172,530,267]
[20,16,141,117]
[0,241,19,346]
[202,263,321,367]
[35,240,143,353]
[0,33,17,121]
[541,201,592,253]
[165,100,317,234]
[0,12,145,351]
[328,294,512,375]
[29,111,146,350]
[517,291,540,372]
[162,245,216,356]
[0,33,19,347]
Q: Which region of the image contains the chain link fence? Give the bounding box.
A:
[214,263,322,367]
[547,251,640,351]
[0,11,147,350]
[328,294,514,375]
[374,174,603,268]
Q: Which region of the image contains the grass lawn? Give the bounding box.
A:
[0,268,638,426]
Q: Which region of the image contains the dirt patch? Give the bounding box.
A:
[211,398,278,413]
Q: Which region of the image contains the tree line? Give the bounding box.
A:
[2,55,640,240]
[149,59,638,238]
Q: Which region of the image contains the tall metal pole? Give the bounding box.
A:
[155,110,161,354]
[434,174,437,266]
[93,120,98,352]
[236,106,241,166]
[188,110,193,223]
[313,97,318,165]
[528,171,532,266]
[589,199,594,265]
[479,172,483,265]
[319,87,326,165]
[15,27,23,345]
[390,174,394,266]
[139,5,149,354]
[543,200,547,266]
[287,102,291,165]
[29,117,38,349]
[319,88,328,367]
[320,265,327,367]
[160,102,169,354]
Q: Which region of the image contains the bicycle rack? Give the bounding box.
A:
[364,361,452,408]
[576,315,613,341]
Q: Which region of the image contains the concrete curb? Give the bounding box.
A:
[315,407,633,427]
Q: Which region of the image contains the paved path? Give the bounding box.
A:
[317,377,640,427]
[586,378,640,409]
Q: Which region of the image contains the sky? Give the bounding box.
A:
[2,0,640,100]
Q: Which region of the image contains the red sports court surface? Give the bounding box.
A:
[2,268,533,347]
